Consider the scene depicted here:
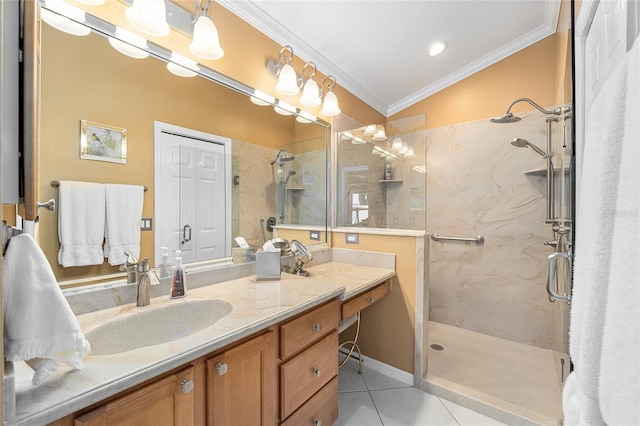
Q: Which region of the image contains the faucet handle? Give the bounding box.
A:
[124,250,138,266]
[137,257,150,273]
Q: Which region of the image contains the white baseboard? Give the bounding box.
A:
[339,348,414,386]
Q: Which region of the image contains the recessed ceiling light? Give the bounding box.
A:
[428,41,448,57]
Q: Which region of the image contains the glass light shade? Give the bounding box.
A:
[399,141,409,155]
[189,15,224,60]
[321,90,341,116]
[250,90,275,106]
[391,137,403,152]
[274,101,295,116]
[167,52,199,78]
[372,125,387,141]
[404,145,415,157]
[296,110,317,124]
[41,0,90,36]
[126,0,170,38]
[363,124,377,135]
[108,27,149,59]
[275,62,300,96]
[300,78,321,107]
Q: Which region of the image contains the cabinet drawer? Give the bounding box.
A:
[281,376,338,426]
[280,331,338,419]
[341,280,390,320]
[280,300,339,359]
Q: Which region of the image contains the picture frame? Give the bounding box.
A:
[80,120,127,164]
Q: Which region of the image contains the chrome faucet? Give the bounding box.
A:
[136,258,159,307]
[119,251,139,284]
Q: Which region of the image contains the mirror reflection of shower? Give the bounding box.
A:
[271,150,296,220]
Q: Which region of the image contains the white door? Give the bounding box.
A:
[154,122,231,266]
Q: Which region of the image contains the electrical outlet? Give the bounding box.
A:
[345,233,359,244]
[309,231,321,241]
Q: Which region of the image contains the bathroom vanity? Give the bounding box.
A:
[6,251,395,426]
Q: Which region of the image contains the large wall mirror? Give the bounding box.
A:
[35,2,329,285]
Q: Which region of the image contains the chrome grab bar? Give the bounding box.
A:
[546,251,572,304]
[431,233,485,244]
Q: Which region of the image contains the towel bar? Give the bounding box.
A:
[37,199,56,212]
[431,233,485,244]
[50,180,148,192]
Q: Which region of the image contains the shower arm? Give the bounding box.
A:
[503,98,562,117]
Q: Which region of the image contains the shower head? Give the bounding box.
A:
[491,97,562,124]
[270,150,295,165]
[511,138,551,159]
[490,113,522,124]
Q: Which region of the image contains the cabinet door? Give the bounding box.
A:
[74,367,195,426]
[206,331,275,426]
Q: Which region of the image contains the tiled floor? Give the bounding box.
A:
[336,356,507,426]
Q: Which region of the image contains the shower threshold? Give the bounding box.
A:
[423,321,567,426]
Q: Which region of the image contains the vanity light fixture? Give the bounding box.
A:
[167,52,199,77]
[41,0,91,36]
[266,46,341,116]
[126,0,170,38]
[250,90,275,106]
[320,76,341,117]
[299,63,321,107]
[296,110,317,124]
[274,100,296,116]
[372,125,387,141]
[267,46,299,96]
[108,27,149,59]
[363,124,378,136]
[189,0,224,60]
[391,137,404,153]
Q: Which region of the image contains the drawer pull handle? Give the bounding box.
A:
[313,368,322,377]
[216,362,228,376]
[312,323,322,332]
[368,297,375,303]
[313,419,322,426]
[180,379,194,394]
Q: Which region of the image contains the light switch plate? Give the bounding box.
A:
[140,218,153,231]
[345,233,359,244]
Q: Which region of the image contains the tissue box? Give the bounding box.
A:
[232,247,256,264]
[256,250,281,281]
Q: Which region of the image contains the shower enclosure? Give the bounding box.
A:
[424,100,573,424]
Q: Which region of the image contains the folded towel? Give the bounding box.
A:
[57,181,106,267]
[104,184,144,266]
[3,234,91,385]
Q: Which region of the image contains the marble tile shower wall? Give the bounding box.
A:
[427,111,567,352]
[231,141,326,247]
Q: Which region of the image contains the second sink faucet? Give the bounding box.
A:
[137,258,160,307]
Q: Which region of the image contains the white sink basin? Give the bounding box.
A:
[85,299,232,355]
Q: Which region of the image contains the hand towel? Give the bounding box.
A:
[104,184,144,266]
[563,37,639,425]
[598,37,640,425]
[57,181,106,267]
[3,234,91,385]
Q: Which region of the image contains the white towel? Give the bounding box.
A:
[598,37,640,425]
[57,181,106,267]
[3,234,91,385]
[104,184,144,266]
[563,38,640,425]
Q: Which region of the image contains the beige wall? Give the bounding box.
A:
[332,232,419,373]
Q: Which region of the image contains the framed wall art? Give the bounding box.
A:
[80,120,127,164]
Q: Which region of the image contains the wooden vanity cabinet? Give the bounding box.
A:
[278,300,340,425]
[73,366,195,426]
[206,331,275,426]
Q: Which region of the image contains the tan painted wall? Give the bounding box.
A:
[332,232,418,374]
[390,34,563,128]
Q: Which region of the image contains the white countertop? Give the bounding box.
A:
[8,260,395,426]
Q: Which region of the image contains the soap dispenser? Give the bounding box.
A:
[170,250,186,299]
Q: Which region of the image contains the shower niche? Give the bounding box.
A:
[336,115,426,230]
